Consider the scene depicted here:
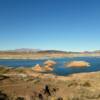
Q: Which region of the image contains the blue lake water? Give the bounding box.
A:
[0,57,100,76]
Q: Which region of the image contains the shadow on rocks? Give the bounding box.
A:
[0,75,9,81]
[36,84,63,100]
[15,97,25,100]
[0,91,9,100]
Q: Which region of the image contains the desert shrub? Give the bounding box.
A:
[0,91,9,100]
[57,97,63,100]
[15,68,24,73]
[0,75,9,81]
[38,93,43,100]
[0,67,10,74]
[82,81,91,87]
[15,97,25,100]
[67,81,78,87]
[68,97,80,100]
[85,92,100,99]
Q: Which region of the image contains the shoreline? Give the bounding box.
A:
[0,52,100,60]
[0,65,100,79]
[0,55,100,60]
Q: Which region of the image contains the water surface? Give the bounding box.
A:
[0,57,100,76]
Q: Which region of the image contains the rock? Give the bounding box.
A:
[32,64,43,72]
[38,93,43,100]
[0,75,9,81]
[44,60,56,67]
[65,61,90,68]
[44,65,53,71]
[57,97,63,100]
[0,91,9,100]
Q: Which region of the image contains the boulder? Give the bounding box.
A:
[44,60,56,67]
[0,91,9,100]
[32,64,43,72]
[65,61,90,68]
[44,65,53,71]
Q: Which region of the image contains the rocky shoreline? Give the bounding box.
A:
[0,66,100,100]
[0,52,100,60]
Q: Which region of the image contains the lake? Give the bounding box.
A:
[0,57,100,76]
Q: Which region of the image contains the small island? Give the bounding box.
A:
[65,61,90,68]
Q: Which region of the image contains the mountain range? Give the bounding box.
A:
[0,48,100,53]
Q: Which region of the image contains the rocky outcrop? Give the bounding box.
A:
[44,65,53,71]
[0,91,9,100]
[32,64,43,72]
[44,60,56,67]
[32,64,54,72]
[43,60,56,71]
[65,61,90,68]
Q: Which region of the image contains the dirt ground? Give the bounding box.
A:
[0,68,100,100]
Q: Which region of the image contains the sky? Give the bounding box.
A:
[0,0,100,51]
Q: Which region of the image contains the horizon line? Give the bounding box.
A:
[0,48,100,52]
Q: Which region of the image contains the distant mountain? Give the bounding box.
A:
[37,50,68,53]
[0,48,100,54]
[0,49,69,54]
[0,49,73,54]
[7,48,40,53]
[93,50,100,53]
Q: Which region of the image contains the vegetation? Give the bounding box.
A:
[0,67,100,100]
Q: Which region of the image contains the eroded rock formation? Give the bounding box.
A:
[65,61,90,68]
